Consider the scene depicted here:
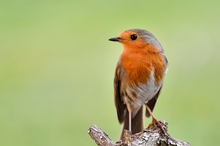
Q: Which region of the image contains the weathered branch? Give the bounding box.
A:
[88,120,190,146]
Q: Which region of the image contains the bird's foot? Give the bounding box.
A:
[148,119,168,136]
[121,129,132,145]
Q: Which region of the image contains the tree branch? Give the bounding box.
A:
[88,120,191,146]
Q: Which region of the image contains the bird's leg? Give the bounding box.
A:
[125,100,132,134]
[145,105,166,134]
[128,111,132,132]
[145,105,158,124]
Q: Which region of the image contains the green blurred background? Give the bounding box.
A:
[1,0,220,145]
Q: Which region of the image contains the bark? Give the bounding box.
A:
[88,120,191,146]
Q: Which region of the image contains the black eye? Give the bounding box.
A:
[130,34,138,40]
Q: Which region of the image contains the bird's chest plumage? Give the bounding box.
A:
[120,52,165,85]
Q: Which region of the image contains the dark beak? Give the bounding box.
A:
[109,37,122,42]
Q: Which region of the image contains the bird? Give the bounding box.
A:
[109,28,168,139]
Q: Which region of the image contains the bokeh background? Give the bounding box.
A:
[1,0,220,145]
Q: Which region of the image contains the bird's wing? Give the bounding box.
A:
[145,54,167,117]
[114,63,125,124]
[145,85,163,117]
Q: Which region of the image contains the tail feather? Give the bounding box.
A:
[119,106,144,140]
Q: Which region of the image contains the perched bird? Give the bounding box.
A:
[109,28,168,139]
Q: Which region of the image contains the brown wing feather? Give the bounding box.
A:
[114,63,125,124]
[145,85,163,117]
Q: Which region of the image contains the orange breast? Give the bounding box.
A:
[120,45,165,84]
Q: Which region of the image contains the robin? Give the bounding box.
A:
[109,28,168,139]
